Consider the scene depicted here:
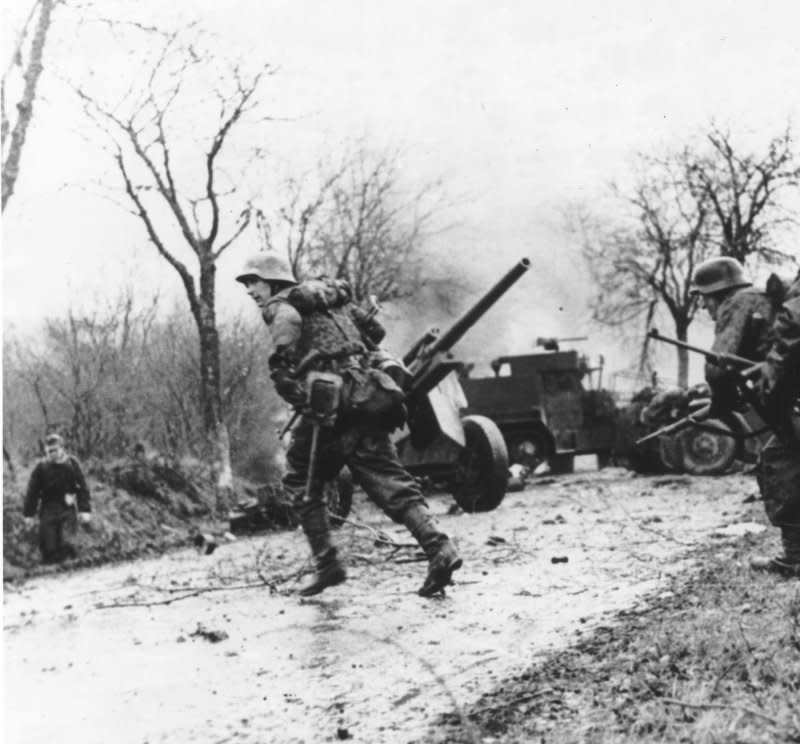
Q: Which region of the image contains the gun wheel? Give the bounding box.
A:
[451,415,509,512]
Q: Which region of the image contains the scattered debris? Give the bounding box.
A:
[551,556,569,564]
[189,624,229,643]
[486,535,507,546]
[192,533,218,555]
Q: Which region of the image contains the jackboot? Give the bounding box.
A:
[402,504,463,596]
[299,505,346,596]
[749,526,800,579]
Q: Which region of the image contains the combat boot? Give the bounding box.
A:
[300,547,347,596]
[402,504,463,596]
[298,504,347,596]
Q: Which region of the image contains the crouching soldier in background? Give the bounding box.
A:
[236,252,462,597]
[23,433,92,564]
[691,257,800,578]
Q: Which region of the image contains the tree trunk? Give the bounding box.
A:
[675,319,690,389]
[197,260,233,514]
[2,0,55,211]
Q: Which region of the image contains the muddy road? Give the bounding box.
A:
[3,467,759,744]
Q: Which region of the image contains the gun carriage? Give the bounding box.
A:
[394,258,531,512]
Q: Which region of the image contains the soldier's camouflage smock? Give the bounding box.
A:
[707,287,774,383]
[260,277,445,548]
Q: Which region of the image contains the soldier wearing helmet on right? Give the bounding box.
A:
[692,256,800,578]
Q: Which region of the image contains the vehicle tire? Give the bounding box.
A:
[506,425,552,473]
[326,468,354,526]
[451,415,509,513]
[548,454,574,475]
[677,419,737,476]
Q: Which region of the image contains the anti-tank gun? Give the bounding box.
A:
[394,258,531,512]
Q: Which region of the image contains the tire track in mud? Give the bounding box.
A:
[4,469,756,743]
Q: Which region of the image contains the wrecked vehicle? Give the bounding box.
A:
[459,337,617,475]
[614,384,766,475]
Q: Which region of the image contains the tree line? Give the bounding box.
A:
[2,292,286,482]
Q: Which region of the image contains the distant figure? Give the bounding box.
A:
[23,433,92,564]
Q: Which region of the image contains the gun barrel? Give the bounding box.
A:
[428,258,530,356]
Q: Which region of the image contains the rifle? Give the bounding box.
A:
[636,403,711,445]
[647,329,762,376]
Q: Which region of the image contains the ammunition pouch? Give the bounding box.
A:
[340,366,407,431]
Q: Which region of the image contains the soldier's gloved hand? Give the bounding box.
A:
[78,512,92,525]
[23,516,36,529]
[271,370,307,407]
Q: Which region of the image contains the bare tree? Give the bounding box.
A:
[260,145,445,301]
[573,147,714,387]
[74,28,273,506]
[2,0,57,211]
[10,292,159,458]
[687,123,800,266]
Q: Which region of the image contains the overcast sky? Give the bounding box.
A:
[3,0,800,385]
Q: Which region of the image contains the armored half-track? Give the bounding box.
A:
[459,342,617,475]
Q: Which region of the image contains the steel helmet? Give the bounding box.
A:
[690,257,751,296]
[235,252,297,285]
